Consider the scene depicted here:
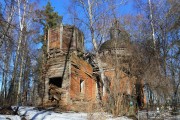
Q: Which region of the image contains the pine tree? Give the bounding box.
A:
[44,1,62,29]
[35,1,62,105]
[36,1,62,59]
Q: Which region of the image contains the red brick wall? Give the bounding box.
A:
[70,54,96,101]
[62,26,74,50]
[48,26,84,53]
[104,70,136,96]
[49,27,60,49]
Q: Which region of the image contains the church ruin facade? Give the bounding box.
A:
[43,24,96,108]
[43,21,145,111]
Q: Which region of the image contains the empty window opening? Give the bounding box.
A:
[80,79,85,93]
[49,77,63,88]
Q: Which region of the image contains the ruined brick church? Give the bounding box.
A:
[43,21,145,110]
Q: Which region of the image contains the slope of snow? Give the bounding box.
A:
[2,106,180,120]
[18,107,87,120]
[0,115,21,120]
[0,106,132,120]
[17,106,132,120]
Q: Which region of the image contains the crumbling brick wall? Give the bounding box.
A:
[70,53,96,102]
[48,25,84,52]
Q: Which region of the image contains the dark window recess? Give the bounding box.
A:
[49,77,63,88]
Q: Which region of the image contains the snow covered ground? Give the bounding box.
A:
[18,106,87,120]
[2,106,180,120]
[0,106,132,120]
[0,115,21,120]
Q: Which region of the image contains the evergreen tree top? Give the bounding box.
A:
[43,1,62,29]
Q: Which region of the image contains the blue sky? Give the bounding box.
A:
[38,0,72,24]
[39,0,136,25]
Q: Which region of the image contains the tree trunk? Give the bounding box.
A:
[148,0,156,47]
[87,0,106,96]
[17,36,27,105]
[8,0,27,104]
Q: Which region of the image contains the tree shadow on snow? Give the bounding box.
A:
[31,110,52,120]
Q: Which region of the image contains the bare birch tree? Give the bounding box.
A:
[69,0,126,102]
[0,0,16,105]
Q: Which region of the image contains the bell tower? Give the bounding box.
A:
[47,24,84,57]
[47,23,63,53]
